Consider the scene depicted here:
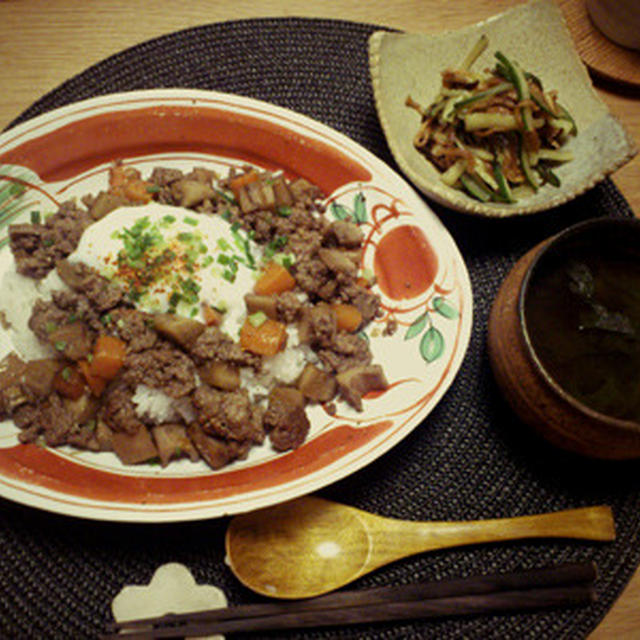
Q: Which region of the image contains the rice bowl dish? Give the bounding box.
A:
[0,162,389,470]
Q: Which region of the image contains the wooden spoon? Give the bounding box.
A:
[225,496,615,599]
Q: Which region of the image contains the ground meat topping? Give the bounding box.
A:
[192,385,264,444]
[100,385,147,434]
[187,423,252,470]
[9,201,92,279]
[123,347,197,398]
[264,387,310,451]
[275,291,304,324]
[108,308,158,352]
[2,163,389,471]
[190,326,262,370]
[318,333,372,374]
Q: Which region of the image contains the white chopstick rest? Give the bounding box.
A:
[111,563,228,639]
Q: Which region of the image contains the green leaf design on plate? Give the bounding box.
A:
[0,165,42,237]
[405,311,428,340]
[420,326,445,363]
[353,192,367,224]
[433,296,459,319]
[330,202,351,221]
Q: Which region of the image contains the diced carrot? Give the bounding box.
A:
[332,303,363,332]
[254,261,296,296]
[229,170,259,200]
[201,303,223,327]
[108,164,153,203]
[239,317,288,356]
[123,180,153,203]
[108,164,129,189]
[90,335,127,380]
[78,359,108,396]
[53,366,86,400]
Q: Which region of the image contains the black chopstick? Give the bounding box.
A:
[103,561,597,638]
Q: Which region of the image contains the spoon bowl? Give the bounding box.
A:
[225,496,615,599]
[226,497,371,598]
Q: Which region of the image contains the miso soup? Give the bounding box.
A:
[524,230,640,423]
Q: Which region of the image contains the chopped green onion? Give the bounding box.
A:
[273,252,295,269]
[248,311,268,328]
[216,190,236,204]
[264,235,288,259]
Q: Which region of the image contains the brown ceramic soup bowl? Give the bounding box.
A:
[488,217,640,459]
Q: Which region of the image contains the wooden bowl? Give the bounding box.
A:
[488,217,640,459]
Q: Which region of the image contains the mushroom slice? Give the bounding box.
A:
[152,423,200,467]
[336,364,388,411]
[297,363,337,403]
[112,427,158,465]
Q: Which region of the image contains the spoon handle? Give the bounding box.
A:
[364,505,615,570]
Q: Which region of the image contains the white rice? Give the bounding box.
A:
[240,325,315,401]
[132,385,197,423]
[0,267,68,360]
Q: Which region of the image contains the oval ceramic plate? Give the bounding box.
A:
[369,0,637,218]
[0,89,472,522]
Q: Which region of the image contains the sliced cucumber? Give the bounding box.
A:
[518,134,538,192]
[454,82,513,111]
[537,163,561,187]
[459,173,493,202]
[493,161,516,203]
[461,34,489,70]
[440,158,468,187]
[495,51,534,131]
[557,104,578,135]
[535,148,574,162]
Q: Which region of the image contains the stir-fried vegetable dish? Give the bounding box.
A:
[406,36,577,204]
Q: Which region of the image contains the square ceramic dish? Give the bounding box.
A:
[369,0,637,217]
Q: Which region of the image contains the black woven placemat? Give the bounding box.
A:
[2,17,639,640]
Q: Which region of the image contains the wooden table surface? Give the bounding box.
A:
[0,1,638,637]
